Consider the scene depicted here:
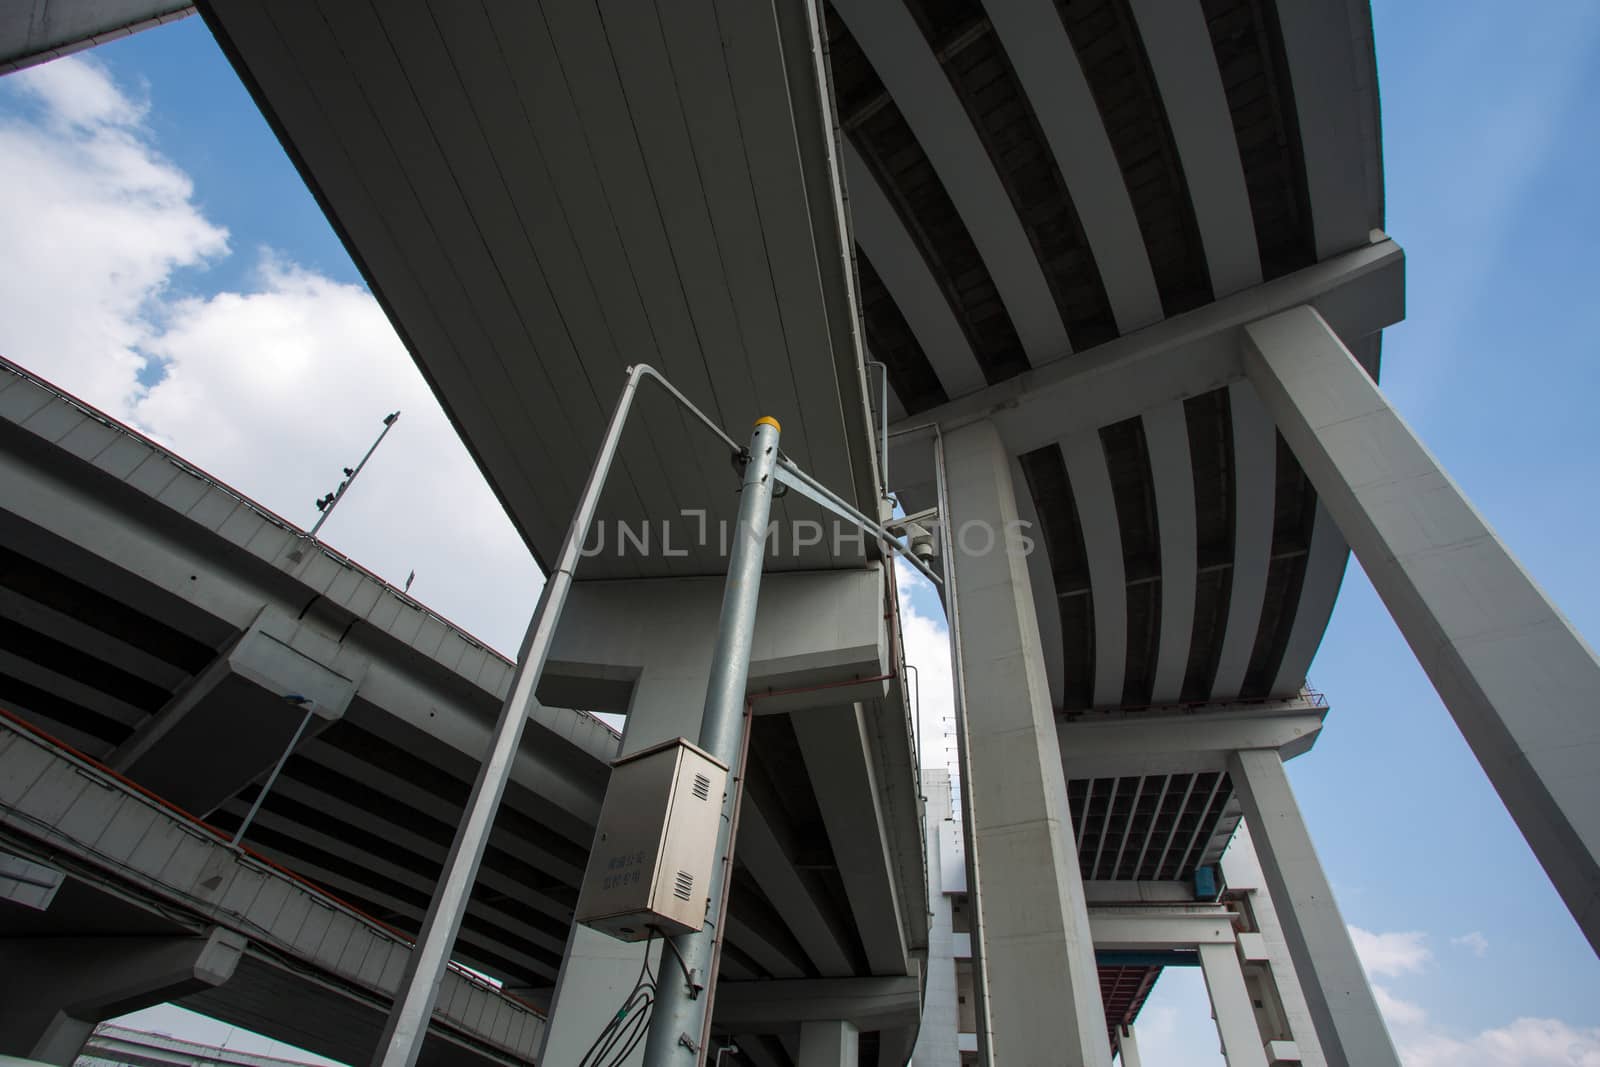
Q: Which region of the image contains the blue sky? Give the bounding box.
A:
[1,1,1598,1063]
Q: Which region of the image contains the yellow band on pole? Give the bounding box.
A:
[754,416,782,432]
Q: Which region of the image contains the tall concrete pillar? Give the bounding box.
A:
[1222,822,1326,1067]
[0,927,244,1064]
[1198,943,1268,1067]
[1244,305,1600,950]
[798,1019,859,1067]
[1116,1024,1142,1067]
[1228,748,1399,1067]
[943,419,1109,1066]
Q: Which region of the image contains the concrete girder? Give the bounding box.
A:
[1210,382,1277,701]
[735,793,856,978]
[792,703,910,976]
[239,771,576,940]
[712,976,919,1034]
[0,716,544,1061]
[1057,701,1325,780]
[541,571,889,724]
[0,0,191,76]
[0,583,188,694]
[1126,0,1262,299]
[981,0,1162,334]
[1143,399,1200,704]
[833,0,1069,364]
[0,374,615,825]
[887,239,1403,463]
[110,607,358,816]
[1087,906,1240,951]
[218,802,563,983]
[842,139,985,400]
[0,928,244,1064]
[1058,430,1127,708]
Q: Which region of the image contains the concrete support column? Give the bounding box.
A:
[0,927,245,1064]
[798,1019,859,1067]
[1198,943,1268,1067]
[1229,748,1398,1067]
[1244,305,1600,950]
[1116,1024,1142,1067]
[943,419,1109,1066]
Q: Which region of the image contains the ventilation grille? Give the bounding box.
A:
[692,774,711,801]
[673,870,695,901]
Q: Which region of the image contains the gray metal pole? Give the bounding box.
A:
[866,360,889,498]
[642,417,783,1066]
[373,371,645,1067]
[231,701,315,847]
[309,410,400,540]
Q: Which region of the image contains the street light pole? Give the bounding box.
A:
[308,410,400,540]
[641,417,783,1066]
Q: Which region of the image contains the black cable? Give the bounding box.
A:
[577,929,660,1067]
[652,925,698,995]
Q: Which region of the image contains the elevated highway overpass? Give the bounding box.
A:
[0,358,925,1065]
[5,1,1600,1065]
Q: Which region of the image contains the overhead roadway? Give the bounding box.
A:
[0,359,925,1062]
[197,0,881,579]
[2,0,1404,1058]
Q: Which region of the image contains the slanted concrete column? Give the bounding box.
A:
[798,1019,859,1067]
[1222,823,1326,1067]
[1198,943,1268,1067]
[1116,1024,1142,1067]
[1229,749,1398,1067]
[943,419,1109,1066]
[1244,304,1600,950]
[0,927,244,1064]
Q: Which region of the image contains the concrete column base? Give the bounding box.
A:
[1199,942,1268,1067]
[1117,1023,1143,1067]
[798,1019,859,1067]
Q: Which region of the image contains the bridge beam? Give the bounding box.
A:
[1245,304,1600,955]
[0,0,191,75]
[0,928,244,1064]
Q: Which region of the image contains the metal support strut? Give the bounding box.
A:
[641,416,783,1065]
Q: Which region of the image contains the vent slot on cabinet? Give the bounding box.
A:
[692,773,711,801]
[673,870,695,901]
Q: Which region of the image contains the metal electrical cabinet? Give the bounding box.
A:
[575,737,728,942]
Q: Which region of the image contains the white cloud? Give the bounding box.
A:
[0,56,227,417]
[0,55,537,656]
[1454,930,1491,957]
[1401,1017,1600,1067]
[1374,983,1428,1027]
[1349,925,1432,978]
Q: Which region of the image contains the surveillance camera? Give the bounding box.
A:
[903,521,936,563]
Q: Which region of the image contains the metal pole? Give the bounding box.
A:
[866,360,889,499]
[642,417,783,1066]
[231,700,314,848]
[309,411,400,540]
[373,371,646,1067]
